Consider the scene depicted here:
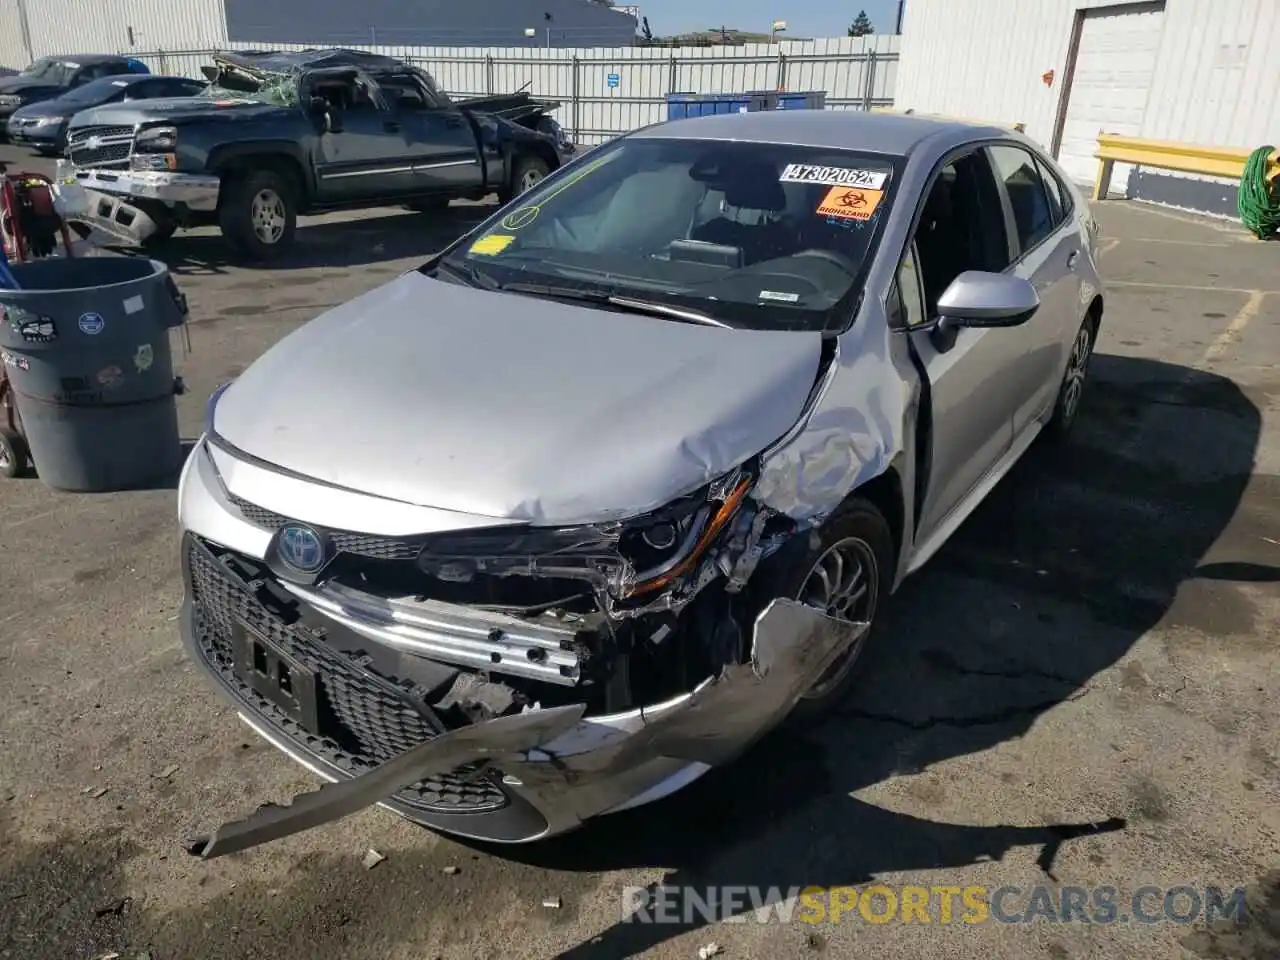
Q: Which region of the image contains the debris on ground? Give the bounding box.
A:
[542,896,562,909]
[92,897,132,919]
[153,765,180,780]
[81,786,109,799]
[362,848,386,870]
[698,943,723,959]
[442,865,460,876]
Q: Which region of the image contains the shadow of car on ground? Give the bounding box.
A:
[450,353,1262,959]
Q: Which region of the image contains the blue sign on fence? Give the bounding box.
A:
[607,73,620,89]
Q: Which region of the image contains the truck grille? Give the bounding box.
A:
[67,125,135,168]
[227,494,424,561]
[186,538,510,814]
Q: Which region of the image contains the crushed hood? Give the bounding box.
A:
[212,273,824,526]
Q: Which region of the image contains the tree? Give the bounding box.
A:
[848,10,875,36]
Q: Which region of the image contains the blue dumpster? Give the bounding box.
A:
[666,91,776,120]
[776,91,827,110]
[666,90,826,121]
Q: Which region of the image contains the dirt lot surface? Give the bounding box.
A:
[0,144,1277,960]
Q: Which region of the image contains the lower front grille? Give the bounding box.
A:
[186,539,509,814]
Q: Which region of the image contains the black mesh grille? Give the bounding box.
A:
[227,494,423,561]
[187,540,509,813]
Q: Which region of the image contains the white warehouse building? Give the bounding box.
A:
[894,0,1280,216]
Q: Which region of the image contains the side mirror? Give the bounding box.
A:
[929,271,1039,352]
[936,271,1039,327]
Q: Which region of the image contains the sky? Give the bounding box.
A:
[630,0,901,39]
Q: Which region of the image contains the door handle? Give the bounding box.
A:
[1067,250,1080,271]
[444,116,465,129]
[384,120,400,132]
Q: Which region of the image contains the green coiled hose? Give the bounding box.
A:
[1237,145,1280,239]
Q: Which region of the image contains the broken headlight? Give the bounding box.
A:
[620,469,754,598]
[134,124,178,152]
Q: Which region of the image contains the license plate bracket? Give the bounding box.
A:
[231,619,321,735]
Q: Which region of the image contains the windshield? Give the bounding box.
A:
[58,77,132,105]
[435,138,899,331]
[20,58,74,86]
[202,73,297,107]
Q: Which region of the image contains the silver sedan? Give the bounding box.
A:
[178,109,1104,855]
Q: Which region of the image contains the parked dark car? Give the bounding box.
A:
[50,48,576,259]
[7,74,207,155]
[0,55,150,135]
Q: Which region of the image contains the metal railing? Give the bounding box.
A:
[1092,133,1280,201]
[127,42,899,145]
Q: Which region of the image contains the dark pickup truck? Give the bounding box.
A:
[51,48,576,259]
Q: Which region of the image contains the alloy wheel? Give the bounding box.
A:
[519,168,544,193]
[251,188,287,245]
[796,536,879,700]
[1061,322,1095,424]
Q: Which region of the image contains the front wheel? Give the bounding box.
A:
[751,498,893,721]
[218,169,298,261]
[498,153,551,205]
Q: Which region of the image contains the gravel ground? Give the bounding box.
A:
[0,144,1277,960]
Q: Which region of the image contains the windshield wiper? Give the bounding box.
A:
[433,258,499,290]
[498,282,730,328]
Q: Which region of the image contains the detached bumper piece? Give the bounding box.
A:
[51,160,220,245]
[181,533,866,855]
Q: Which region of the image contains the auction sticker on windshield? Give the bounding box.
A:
[780,163,888,190]
[816,186,883,222]
[469,234,516,255]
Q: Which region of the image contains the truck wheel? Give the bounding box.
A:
[499,153,550,204]
[0,427,29,479]
[219,169,297,261]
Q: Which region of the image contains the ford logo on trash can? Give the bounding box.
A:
[276,523,328,573]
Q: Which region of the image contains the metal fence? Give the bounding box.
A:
[125,35,899,144]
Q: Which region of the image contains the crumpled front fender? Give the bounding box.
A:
[188,599,866,858]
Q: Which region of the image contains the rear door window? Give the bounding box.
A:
[988,144,1055,254]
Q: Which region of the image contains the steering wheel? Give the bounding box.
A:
[792,248,859,273]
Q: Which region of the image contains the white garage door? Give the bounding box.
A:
[1058,1,1166,191]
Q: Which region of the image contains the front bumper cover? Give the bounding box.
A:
[51,159,221,244]
[181,534,865,857]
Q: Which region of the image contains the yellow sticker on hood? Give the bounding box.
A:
[469,234,515,255]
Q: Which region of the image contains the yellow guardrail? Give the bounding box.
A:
[871,107,1026,133]
[1092,133,1280,201]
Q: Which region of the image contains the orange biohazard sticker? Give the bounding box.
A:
[816,186,883,221]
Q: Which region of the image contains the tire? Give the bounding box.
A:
[218,168,298,261]
[0,427,29,479]
[1044,312,1098,441]
[499,153,551,205]
[750,497,894,722]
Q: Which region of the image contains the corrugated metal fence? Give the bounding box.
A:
[124,35,899,144]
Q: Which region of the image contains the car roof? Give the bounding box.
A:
[216,48,406,74]
[48,54,136,65]
[633,109,1010,158]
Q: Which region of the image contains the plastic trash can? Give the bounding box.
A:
[0,255,188,492]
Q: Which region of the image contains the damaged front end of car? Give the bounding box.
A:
[180,425,867,853]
